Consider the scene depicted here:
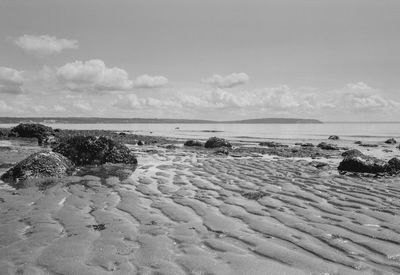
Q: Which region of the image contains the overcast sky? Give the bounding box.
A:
[0,0,399,121]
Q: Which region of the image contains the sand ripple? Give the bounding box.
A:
[1,148,400,274]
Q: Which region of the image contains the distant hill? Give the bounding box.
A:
[0,117,322,124]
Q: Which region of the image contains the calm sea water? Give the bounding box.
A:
[1,123,399,143]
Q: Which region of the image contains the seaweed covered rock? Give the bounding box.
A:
[385,138,397,144]
[184,140,203,147]
[317,142,339,150]
[0,151,74,184]
[53,136,137,166]
[341,149,363,158]
[10,123,53,139]
[338,153,388,174]
[204,137,232,148]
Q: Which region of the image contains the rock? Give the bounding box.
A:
[53,136,138,166]
[0,151,74,184]
[328,135,339,140]
[388,158,400,173]
[184,140,203,147]
[338,153,388,174]
[204,137,232,148]
[341,149,363,158]
[300,143,314,147]
[242,191,267,200]
[165,144,179,149]
[385,138,397,144]
[354,141,362,145]
[359,143,378,148]
[317,142,339,150]
[137,140,145,146]
[259,141,288,148]
[10,123,53,139]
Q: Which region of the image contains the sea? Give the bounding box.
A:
[1,122,399,143]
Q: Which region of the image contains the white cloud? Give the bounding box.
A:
[133,74,168,88]
[113,94,143,109]
[203,73,249,88]
[15,34,78,56]
[0,101,13,112]
[56,59,133,92]
[0,67,24,94]
[73,100,92,111]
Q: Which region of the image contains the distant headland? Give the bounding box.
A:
[0,117,322,124]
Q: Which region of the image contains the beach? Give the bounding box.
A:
[1,130,400,275]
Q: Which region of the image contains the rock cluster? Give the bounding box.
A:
[338,150,400,175]
[53,135,138,166]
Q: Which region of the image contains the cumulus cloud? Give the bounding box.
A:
[0,100,13,112]
[73,100,92,111]
[0,67,24,94]
[56,59,133,92]
[14,34,78,56]
[133,74,168,88]
[203,73,249,88]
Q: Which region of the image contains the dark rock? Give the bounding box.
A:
[317,142,339,150]
[10,123,53,139]
[385,138,397,144]
[259,141,288,148]
[242,191,267,200]
[359,143,378,148]
[53,136,137,166]
[354,141,362,145]
[184,140,203,147]
[119,132,127,136]
[300,143,314,147]
[388,158,400,173]
[341,149,363,158]
[165,144,179,149]
[1,151,74,184]
[137,140,145,146]
[328,135,340,140]
[205,137,232,148]
[338,153,388,174]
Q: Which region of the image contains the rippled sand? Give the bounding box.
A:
[1,147,400,274]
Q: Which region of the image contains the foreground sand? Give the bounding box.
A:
[1,143,400,274]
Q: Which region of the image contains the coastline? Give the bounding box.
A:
[1,129,400,274]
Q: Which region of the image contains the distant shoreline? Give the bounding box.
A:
[0,117,322,124]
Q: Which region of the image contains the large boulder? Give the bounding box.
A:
[1,151,74,184]
[184,140,203,147]
[338,153,388,174]
[328,135,340,140]
[317,142,339,150]
[53,136,138,166]
[10,123,53,139]
[204,137,232,148]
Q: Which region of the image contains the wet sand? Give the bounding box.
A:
[1,141,400,274]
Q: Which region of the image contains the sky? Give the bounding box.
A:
[0,0,399,121]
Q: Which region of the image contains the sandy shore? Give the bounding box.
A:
[1,139,400,274]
